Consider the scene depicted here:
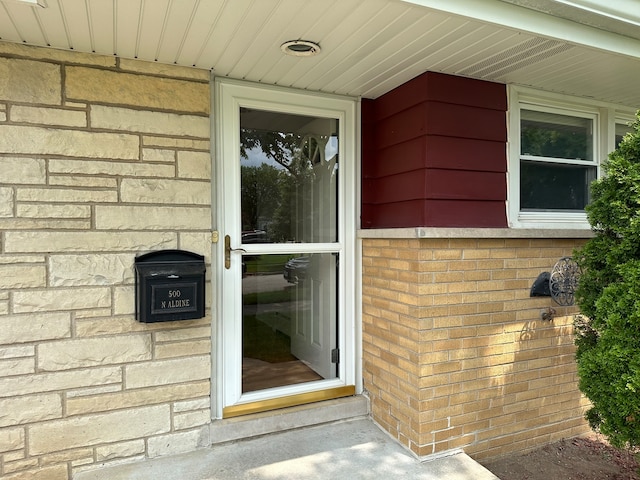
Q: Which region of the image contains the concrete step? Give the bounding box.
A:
[75,414,499,479]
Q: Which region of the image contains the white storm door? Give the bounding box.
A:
[214,78,357,416]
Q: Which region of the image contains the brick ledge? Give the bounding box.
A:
[357,227,594,239]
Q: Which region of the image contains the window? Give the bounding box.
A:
[520,108,596,212]
[615,121,634,148]
[508,87,636,229]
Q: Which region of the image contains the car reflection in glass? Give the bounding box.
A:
[283,256,310,284]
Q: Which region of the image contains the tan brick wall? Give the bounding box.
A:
[362,237,591,460]
[0,43,212,480]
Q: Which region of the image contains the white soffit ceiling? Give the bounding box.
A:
[0,0,639,107]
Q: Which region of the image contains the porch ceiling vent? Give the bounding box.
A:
[280,40,321,57]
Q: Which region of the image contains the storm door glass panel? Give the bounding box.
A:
[241,253,337,393]
[239,108,339,394]
[239,108,338,243]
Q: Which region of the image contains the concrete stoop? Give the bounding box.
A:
[75,398,499,480]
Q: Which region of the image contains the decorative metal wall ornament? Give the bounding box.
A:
[549,257,581,306]
[530,256,580,306]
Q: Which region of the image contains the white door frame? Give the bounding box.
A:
[212,77,358,418]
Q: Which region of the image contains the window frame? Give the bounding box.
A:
[508,86,635,229]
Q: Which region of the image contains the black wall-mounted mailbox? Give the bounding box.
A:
[135,250,205,323]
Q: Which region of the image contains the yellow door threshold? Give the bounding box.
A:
[222,385,356,418]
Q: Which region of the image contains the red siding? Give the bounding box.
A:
[361,71,508,228]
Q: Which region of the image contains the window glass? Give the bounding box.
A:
[521,109,593,161]
[615,122,633,148]
[520,161,596,210]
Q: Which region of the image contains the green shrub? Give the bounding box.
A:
[574,112,640,448]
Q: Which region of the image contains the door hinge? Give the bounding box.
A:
[331,348,340,364]
[211,231,219,243]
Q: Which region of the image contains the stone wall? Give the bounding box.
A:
[0,43,212,480]
[362,236,591,460]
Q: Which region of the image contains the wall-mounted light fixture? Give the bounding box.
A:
[530,257,580,306]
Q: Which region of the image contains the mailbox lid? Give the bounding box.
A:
[135,249,204,266]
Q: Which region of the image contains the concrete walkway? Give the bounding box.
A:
[76,418,500,480]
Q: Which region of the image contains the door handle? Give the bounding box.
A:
[224,235,246,270]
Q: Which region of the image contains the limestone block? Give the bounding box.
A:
[65,101,87,108]
[67,67,209,114]
[65,384,122,399]
[37,335,151,371]
[0,255,46,266]
[39,448,94,467]
[17,204,91,219]
[0,394,62,427]
[0,427,24,453]
[49,176,117,188]
[0,367,121,398]
[0,58,60,105]
[0,265,46,289]
[95,439,145,462]
[0,42,115,67]
[95,205,211,230]
[28,405,171,454]
[0,158,45,184]
[71,456,94,467]
[13,287,111,313]
[3,450,25,462]
[48,159,175,178]
[0,312,70,345]
[142,148,175,162]
[155,327,211,342]
[3,464,68,480]
[120,178,210,204]
[66,380,210,416]
[4,231,177,253]
[125,355,211,389]
[0,345,35,359]
[173,409,211,430]
[147,427,208,458]
[155,339,211,359]
[113,287,135,316]
[119,58,210,81]
[75,314,208,337]
[0,186,13,217]
[16,187,117,203]
[49,254,134,287]
[0,357,34,377]
[0,125,139,159]
[174,397,210,413]
[178,151,211,179]
[90,105,209,138]
[0,218,90,230]
[143,136,210,150]
[4,458,39,474]
[10,106,86,128]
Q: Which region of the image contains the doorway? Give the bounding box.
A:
[214,79,357,418]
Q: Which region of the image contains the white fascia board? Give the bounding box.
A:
[400,0,640,59]
[555,0,640,27]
